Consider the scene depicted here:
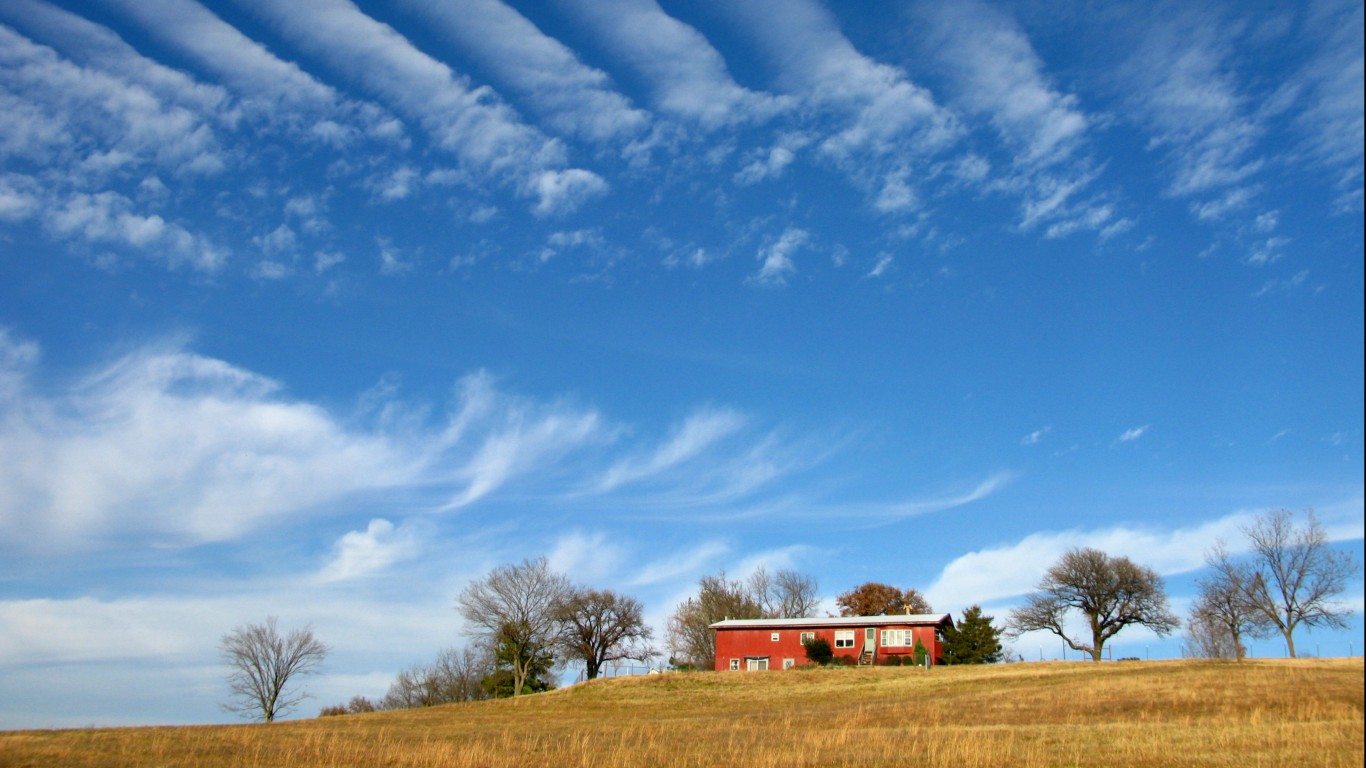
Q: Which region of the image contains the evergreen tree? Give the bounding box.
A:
[481,623,556,698]
[941,605,1004,664]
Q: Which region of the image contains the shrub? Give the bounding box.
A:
[884,655,903,667]
[802,637,833,666]
[318,696,378,717]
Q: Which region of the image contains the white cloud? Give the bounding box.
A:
[0,173,40,222]
[918,0,1088,170]
[1252,269,1311,297]
[597,408,747,491]
[0,340,413,549]
[923,512,1260,613]
[1,0,233,123]
[1121,8,1268,213]
[547,530,624,584]
[0,339,632,551]
[866,253,894,278]
[434,372,608,511]
[550,0,787,129]
[713,0,957,211]
[233,0,599,212]
[527,168,609,217]
[735,135,809,185]
[1022,427,1051,446]
[0,24,224,175]
[750,227,809,287]
[45,191,225,271]
[1293,0,1364,209]
[630,540,730,586]
[315,518,421,583]
[93,0,394,139]
[1119,425,1150,442]
[396,0,649,144]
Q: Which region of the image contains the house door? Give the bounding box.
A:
[865,627,876,647]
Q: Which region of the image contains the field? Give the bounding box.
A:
[1,658,1361,768]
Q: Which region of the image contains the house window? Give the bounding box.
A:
[834,630,855,648]
[800,631,815,645]
[880,630,913,647]
[746,658,769,671]
[729,658,740,671]
[783,658,795,670]
[771,632,781,642]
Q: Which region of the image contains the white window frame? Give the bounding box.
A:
[834,629,855,649]
[783,658,795,670]
[880,629,914,647]
[729,658,740,671]
[800,631,815,644]
[746,657,769,671]
[771,632,781,642]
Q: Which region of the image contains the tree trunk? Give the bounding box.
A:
[1284,629,1297,659]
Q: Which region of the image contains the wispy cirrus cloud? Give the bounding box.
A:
[715,0,957,211]
[1119,424,1150,442]
[1119,7,1269,221]
[915,0,1125,239]
[2,0,233,122]
[1293,0,1364,209]
[548,0,788,130]
[0,336,603,551]
[231,0,606,215]
[88,0,384,138]
[395,0,649,145]
[596,407,747,492]
[0,335,413,549]
[750,227,809,287]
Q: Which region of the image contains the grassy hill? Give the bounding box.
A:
[2,658,1361,767]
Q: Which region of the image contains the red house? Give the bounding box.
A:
[710,614,953,671]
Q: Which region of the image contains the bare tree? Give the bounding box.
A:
[750,566,820,618]
[667,572,762,669]
[1190,543,1272,661]
[556,588,655,679]
[457,557,572,696]
[220,617,328,722]
[1238,509,1360,658]
[381,646,490,709]
[1182,608,1242,660]
[1007,548,1179,662]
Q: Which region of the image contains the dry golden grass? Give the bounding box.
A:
[2,658,1361,768]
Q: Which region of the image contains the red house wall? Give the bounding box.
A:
[713,624,943,671]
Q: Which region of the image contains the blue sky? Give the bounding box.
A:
[1,0,1362,727]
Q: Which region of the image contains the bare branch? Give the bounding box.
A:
[220,617,328,722]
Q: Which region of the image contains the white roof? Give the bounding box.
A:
[709,614,952,630]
